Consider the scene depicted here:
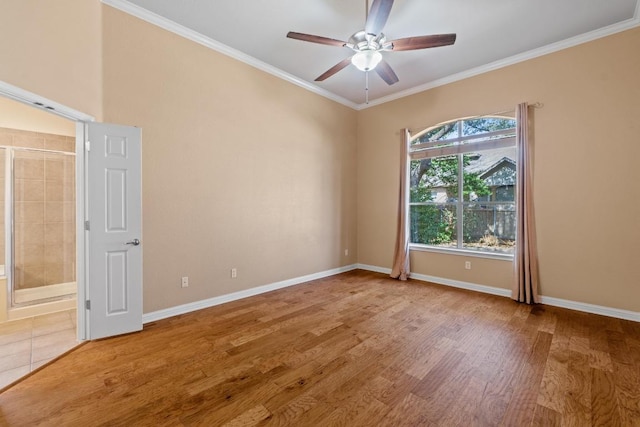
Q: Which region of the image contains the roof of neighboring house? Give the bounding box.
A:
[425,146,517,188]
[466,147,516,176]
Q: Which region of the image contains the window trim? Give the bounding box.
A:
[411,127,515,152]
[409,243,514,261]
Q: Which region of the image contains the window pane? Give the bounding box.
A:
[463,147,516,202]
[410,160,431,203]
[412,122,458,145]
[429,156,459,202]
[410,204,457,247]
[462,203,515,253]
[410,157,459,203]
[462,117,515,136]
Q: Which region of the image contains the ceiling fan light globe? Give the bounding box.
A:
[351,50,382,71]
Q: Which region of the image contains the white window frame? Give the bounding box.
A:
[408,115,517,260]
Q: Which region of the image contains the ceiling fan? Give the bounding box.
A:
[286,0,456,99]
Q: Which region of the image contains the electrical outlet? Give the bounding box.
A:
[344,249,349,256]
[231,268,237,278]
[464,261,471,270]
[181,276,189,288]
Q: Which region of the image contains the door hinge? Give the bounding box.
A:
[85,140,91,151]
[85,300,91,310]
[85,220,90,231]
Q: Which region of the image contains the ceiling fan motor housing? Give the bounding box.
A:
[347,31,391,52]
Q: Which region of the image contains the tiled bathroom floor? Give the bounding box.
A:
[0,309,78,389]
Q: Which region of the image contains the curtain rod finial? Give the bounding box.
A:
[531,102,544,108]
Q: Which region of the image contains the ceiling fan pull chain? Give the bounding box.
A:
[365,70,370,104]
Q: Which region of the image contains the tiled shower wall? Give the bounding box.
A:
[0,127,75,290]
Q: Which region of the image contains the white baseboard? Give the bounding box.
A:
[142,264,358,324]
[538,295,640,322]
[410,272,512,298]
[356,264,640,323]
[356,263,510,298]
[355,264,392,275]
[142,263,640,324]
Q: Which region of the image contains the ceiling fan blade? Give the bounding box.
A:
[390,34,457,51]
[315,57,353,81]
[287,31,346,47]
[375,59,399,85]
[365,0,394,35]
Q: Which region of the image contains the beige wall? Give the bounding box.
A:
[102,8,358,313]
[2,2,638,315]
[358,27,640,312]
[0,97,75,137]
[0,0,102,118]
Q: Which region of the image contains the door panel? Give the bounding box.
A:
[86,123,141,339]
[106,250,128,313]
[106,169,127,231]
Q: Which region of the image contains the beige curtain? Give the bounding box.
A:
[391,129,411,280]
[513,103,540,303]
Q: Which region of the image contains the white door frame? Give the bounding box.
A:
[0,80,94,341]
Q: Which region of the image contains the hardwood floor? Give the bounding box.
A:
[0,270,638,426]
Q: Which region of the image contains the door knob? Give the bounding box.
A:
[126,238,141,246]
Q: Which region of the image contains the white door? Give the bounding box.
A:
[86,123,142,339]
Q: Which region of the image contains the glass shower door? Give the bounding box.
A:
[0,148,5,279]
[12,149,76,306]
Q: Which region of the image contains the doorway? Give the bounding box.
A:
[0,80,143,389]
[0,95,81,388]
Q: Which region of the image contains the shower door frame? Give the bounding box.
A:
[7,147,77,309]
[0,80,94,341]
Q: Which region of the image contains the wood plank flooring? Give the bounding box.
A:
[0,270,638,426]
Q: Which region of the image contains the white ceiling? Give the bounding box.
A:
[114,0,639,108]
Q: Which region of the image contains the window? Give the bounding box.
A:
[408,116,517,255]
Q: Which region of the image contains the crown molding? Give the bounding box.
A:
[357,12,640,109]
[101,0,359,110]
[103,0,639,112]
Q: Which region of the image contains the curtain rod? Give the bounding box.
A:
[406,101,543,136]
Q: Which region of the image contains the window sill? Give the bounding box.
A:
[409,244,514,261]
